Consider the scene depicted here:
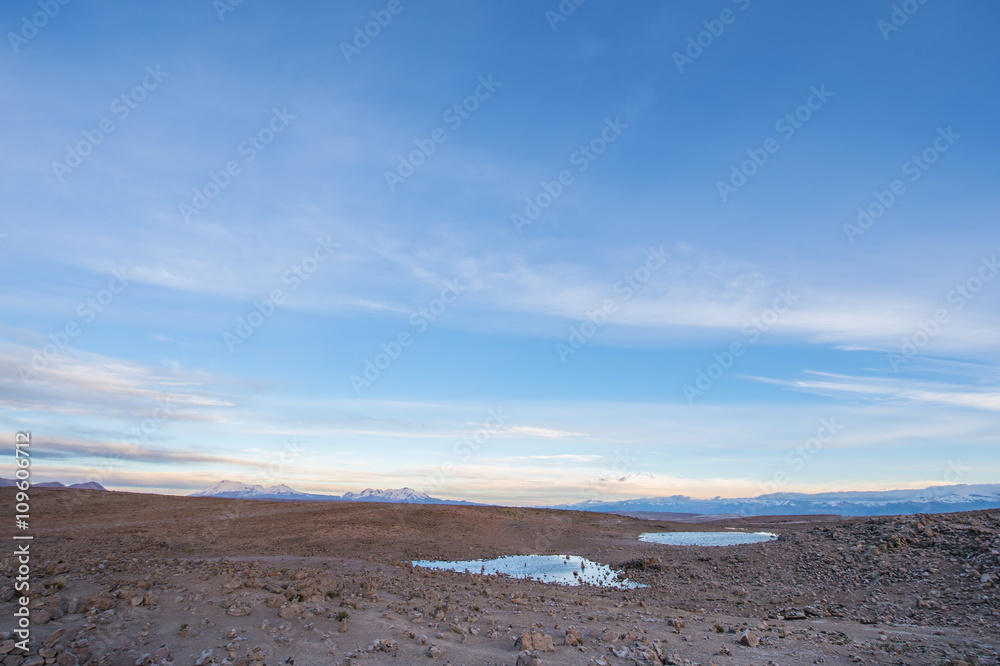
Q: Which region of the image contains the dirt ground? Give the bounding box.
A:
[1,489,998,665]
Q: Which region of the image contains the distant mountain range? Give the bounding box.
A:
[0,478,106,491]
[190,480,482,505]
[553,483,1000,517]
[14,477,998,517]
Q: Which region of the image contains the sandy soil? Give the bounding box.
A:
[1,489,997,665]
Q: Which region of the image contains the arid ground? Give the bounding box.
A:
[1,489,998,665]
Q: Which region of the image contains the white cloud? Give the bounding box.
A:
[750,370,1000,412]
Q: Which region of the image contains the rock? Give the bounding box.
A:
[516,650,542,666]
[134,654,152,665]
[31,609,52,625]
[564,627,583,646]
[516,631,555,652]
[194,649,214,666]
[278,604,303,619]
[56,652,79,666]
[22,658,45,666]
[227,604,252,617]
[86,594,115,612]
[426,644,442,658]
[739,630,759,647]
[44,628,66,647]
[153,646,170,661]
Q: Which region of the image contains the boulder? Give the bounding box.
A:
[516,631,555,652]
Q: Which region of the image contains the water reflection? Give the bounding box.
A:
[411,554,645,589]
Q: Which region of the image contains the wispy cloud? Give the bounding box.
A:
[0,342,236,421]
[515,454,603,462]
[504,426,585,439]
[750,370,1000,412]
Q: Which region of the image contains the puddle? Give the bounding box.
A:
[410,554,645,589]
[639,531,777,546]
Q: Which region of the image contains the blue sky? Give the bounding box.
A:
[2,0,998,504]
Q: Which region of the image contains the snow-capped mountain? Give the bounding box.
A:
[553,483,1000,517]
[340,487,431,503]
[189,481,483,505]
[189,480,322,499]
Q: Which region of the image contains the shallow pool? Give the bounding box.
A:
[411,554,645,589]
[639,531,777,546]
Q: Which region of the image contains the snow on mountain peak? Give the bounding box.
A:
[341,487,431,501]
[188,481,464,505]
[189,480,312,498]
[190,480,260,496]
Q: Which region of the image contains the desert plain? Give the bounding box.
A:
[1,489,998,665]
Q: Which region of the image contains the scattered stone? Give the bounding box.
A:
[516,650,542,666]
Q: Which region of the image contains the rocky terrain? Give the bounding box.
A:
[1,489,998,665]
